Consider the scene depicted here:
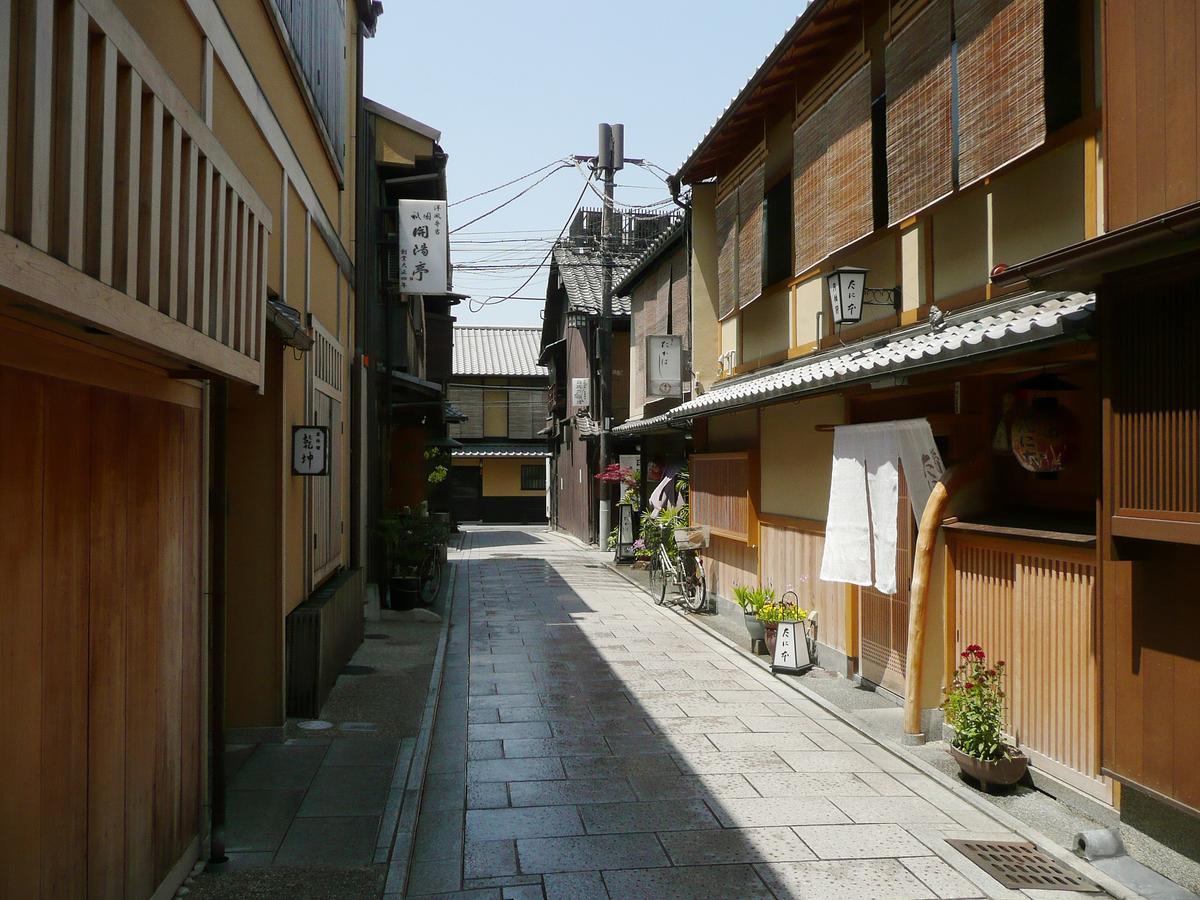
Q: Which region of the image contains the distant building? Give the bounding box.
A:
[539,208,678,544]
[448,326,549,523]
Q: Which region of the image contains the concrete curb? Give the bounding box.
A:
[601,556,1141,900]
[381,549,463,896]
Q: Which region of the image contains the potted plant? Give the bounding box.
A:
[631,538,653,569]
[943,644,1028,792]
[377,510,447,610]
[733,585,773,648]
[758,600,806,657]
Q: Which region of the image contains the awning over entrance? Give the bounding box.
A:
[668,291,1095,421]
[611,411,684,437]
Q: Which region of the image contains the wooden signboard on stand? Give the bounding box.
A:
[772,620,813,674]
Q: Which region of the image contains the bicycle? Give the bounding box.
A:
[649,524,708,613]
[417,539,445,607]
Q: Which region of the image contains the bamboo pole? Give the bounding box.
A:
[903,456,988,738]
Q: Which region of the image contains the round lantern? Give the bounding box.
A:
[1010,398,1077,474]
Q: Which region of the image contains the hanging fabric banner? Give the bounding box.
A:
[819,419,944,595]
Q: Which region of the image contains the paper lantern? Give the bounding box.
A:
[1010,398,1076,473]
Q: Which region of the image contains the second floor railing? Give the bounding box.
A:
[1,0,272,386]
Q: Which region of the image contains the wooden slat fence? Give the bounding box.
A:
[759,516,845,653]
[949,533,1107,799]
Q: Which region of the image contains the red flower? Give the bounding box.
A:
[997,660,1006,667]
[961,650,970,659]
[974,650,986,660]
[986,668,997,677]
[964,682,975,690]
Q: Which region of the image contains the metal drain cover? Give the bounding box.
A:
[947,840,1100,891]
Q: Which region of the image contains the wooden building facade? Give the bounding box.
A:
[671,0,1111,798]
[0,0,382,895]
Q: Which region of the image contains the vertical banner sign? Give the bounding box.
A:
[618,454,641,477]
[292,426,330,476]
[571,377,591,410]
[771,620,813,674]
[646,334,683,398]
[397,200,449,294]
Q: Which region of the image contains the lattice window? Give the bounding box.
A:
[311,318,344,583]
[691,452,751,542]
[448,385,483,439]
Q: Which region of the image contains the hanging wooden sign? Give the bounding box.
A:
[772,620,813,674]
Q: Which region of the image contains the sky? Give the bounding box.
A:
[364,2,804,328]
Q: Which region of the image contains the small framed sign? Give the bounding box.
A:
[571,377,591,409]
[646,334,683,398]
[292,426,330,476]
[771,620,813,674]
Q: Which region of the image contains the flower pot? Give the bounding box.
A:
[763,622,779,657]
[743,612,765,642]
[389,575,419,611]
[949,744,1028,792]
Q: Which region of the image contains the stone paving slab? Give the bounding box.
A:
[516,833,671,874]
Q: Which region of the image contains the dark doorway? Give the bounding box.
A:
[449,466,482,522]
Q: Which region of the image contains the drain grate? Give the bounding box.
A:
[947,840,1100,892]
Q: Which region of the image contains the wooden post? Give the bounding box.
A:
[903,456,988,738]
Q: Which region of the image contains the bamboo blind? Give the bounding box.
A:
[793,64,874,274]
[738,163,765,308]
[716,191,739,320]
[886,0,954,224]
[955,0,1047,186]
[691,453,751,541]
[448,385,484,439]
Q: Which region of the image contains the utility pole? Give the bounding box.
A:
[594,123,623,546]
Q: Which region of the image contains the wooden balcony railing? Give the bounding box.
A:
[1,0,272,387]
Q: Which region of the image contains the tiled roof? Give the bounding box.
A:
[613,217,687,297]
[551,245,638,316]
[453,326,548,377]
[572,412,603,438]
[611,411,681,436]
[668,292,1096,421]
[450,444,549,458]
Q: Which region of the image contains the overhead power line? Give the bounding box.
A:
[467,174,591,314]
[448,158,568,208]
[449,164,572,235]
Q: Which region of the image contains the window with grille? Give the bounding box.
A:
[311,318,344,583]
[521,465,546,491]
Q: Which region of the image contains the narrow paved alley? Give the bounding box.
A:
[400,527,1105,899]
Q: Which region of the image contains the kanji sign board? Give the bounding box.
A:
[397,200,449,294]
[293,426,330,476]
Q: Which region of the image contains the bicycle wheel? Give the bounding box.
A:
[681,553,707,613]
[418,552,443,606]
[653,548,668,605]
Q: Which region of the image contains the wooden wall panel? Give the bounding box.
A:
[0,364,204,898]
[0,368,46,898]
[89,390,130,899]
[701,533,758,602]
[40,379,92,898]
[1103,0,1200,230]
[759,520,845,653]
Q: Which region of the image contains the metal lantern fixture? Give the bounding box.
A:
[825,266,899,326]
[566,310,590,330]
